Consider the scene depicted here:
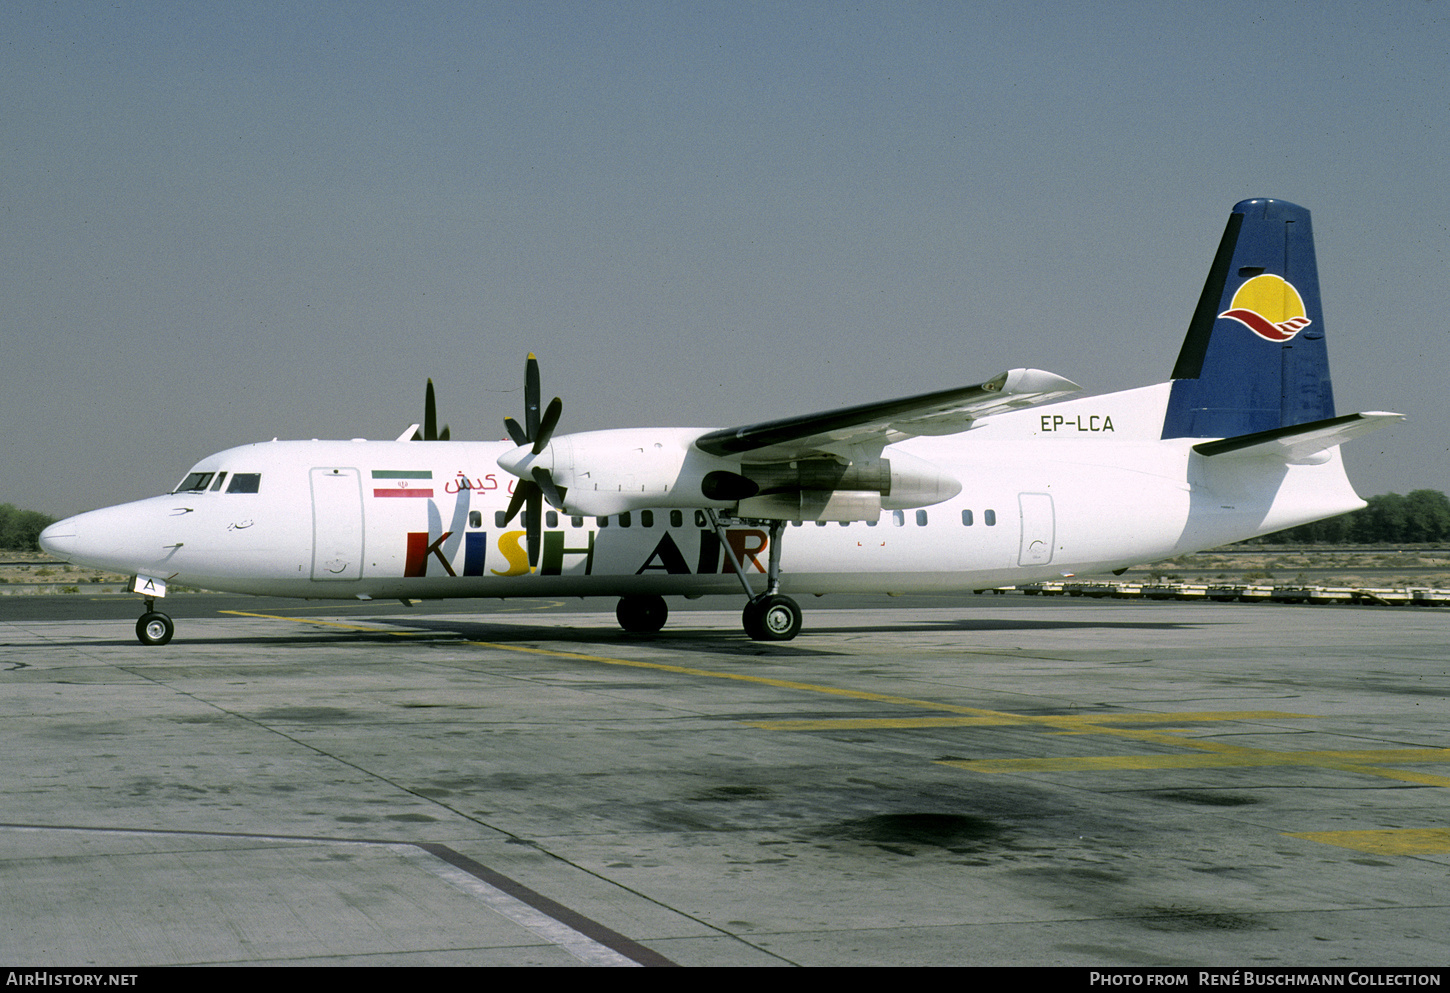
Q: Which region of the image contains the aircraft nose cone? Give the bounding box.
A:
[39,518,79,559]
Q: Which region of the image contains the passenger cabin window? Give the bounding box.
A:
[226,473,261,493]
[962,509,974,526]
[640,510,653,528]
[916,510,928,526]
[670,510,683,528]
[985,509,997,526]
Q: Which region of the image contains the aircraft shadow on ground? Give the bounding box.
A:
[20,610,1202,654]
[289,613,1203,657]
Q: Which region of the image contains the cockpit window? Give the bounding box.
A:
[173,471,260,494]
[175,472,215,493]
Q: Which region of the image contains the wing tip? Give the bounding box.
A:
[1000,368,1083,396]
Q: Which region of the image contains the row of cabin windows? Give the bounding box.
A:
[488,509,687,530]
[173,472,262,494]
[486,508,999,529]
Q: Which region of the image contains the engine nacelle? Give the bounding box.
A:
[509,427,736,517]
[734,451,960,511]
[737,490,883,522]
[877,450,964,510]
[499,428,962,519]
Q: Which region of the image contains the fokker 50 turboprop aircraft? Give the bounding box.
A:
[41,199,1401,646]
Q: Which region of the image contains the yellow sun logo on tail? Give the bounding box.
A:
[1218,274,1313,342]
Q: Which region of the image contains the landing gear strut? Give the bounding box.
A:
[136,598,174,646]
[709,511,802,641]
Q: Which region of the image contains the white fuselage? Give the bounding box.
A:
[40,383,1365,601]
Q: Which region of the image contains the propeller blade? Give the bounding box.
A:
[532,397,563,455]
[525,486,542,567]
[525,353,541,441]
[502,480,536,526]
[424,379,439,441]
[411,379,451,442]
[499,353,564,557]
[532,465,566,508]
[501,482,543,568]
[503,416,529,447]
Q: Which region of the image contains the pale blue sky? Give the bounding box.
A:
[6,1,1447,516]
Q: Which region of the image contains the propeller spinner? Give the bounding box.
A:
[499,354,565,567]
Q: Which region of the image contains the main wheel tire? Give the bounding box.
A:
[743,594,802,641]
[136,611,174,646]
[616,594,668,634]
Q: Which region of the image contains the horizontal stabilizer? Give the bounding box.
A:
[695,368,1080,462]
[1192,411,1403,463]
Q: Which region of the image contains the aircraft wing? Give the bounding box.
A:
[693,368,1080,462]
[1192,411,1405,463]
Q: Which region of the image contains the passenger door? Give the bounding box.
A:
[1017,492,1056,566]
[311,467,364,580]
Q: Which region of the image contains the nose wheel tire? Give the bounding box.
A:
[743,594,802,641]
[616,594,669,634]
[136,612,175,646]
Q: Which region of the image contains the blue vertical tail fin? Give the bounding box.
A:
[1162,199,1334,439]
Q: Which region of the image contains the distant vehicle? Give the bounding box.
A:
[41,199,1399,645]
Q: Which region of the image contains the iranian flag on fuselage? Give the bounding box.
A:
[372,470,433,498]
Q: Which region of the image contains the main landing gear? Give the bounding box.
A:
[616,594,669,634]
[613,589,802,640]
[742,592,802,641]
[136,598,174,646]
[712,511,802,642]
[610,514,804,641]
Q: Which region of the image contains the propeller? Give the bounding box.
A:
[499,354,565,567]
[411,379,451,441]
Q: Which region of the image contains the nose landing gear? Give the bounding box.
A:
[135,596,174,646]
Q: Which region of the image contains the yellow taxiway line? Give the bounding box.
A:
[1284,829,1450,855]
[226,609,1450,793]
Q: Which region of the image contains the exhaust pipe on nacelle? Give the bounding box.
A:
[702,451,961,521]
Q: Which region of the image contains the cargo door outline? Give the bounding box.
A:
[311,467,364,580]
[1018,492,1055,566]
